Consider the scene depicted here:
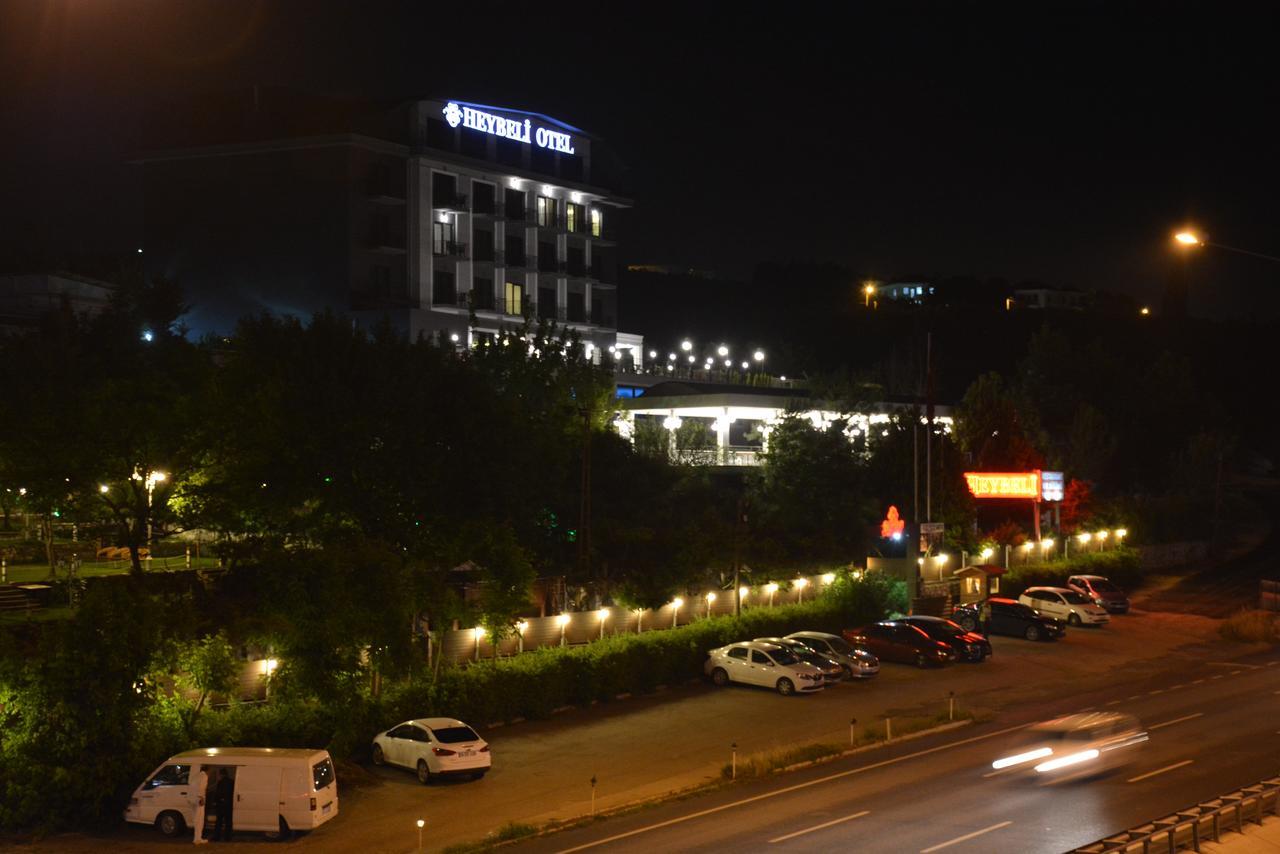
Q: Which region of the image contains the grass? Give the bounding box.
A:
[441,822,539,853]
[721,710,977,780]
[1219,609,1279,643]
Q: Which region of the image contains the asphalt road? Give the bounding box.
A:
[513,650,1280,854]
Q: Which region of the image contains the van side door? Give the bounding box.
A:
[235,764,284,832]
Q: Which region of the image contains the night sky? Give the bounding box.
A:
[3,1,1278,320]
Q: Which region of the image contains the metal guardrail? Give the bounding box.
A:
[1070,774,1280,853]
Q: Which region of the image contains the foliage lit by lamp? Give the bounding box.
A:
[980,547,994,559]
[821,572,836,584]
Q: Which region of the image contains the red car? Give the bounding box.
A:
[844,621,956,668]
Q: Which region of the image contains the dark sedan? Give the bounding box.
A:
[843,621,955,667]
[900,615,992,661]
[952,597,1066,641]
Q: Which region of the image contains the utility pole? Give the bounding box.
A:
[925,331,935,523]
[733,495,747,616]
[578,406,592,586]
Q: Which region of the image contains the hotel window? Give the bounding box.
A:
[504,188,526,220]
[590,208,603,237]
[434,271,456,306]
[432,220,456,255]
[566,203,582,233]
[505,281,524,316]
[537,195,557,227]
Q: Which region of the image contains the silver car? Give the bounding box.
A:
[754,637,844,684]
[785,631,880,679]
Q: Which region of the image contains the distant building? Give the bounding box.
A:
[880,281,935,304]
[1014,288,1089,310]
[0,272,115,331]
[137,89,639,360]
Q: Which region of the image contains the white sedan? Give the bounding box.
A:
[704,641,826,695]
[1020,586,1111,626]
[372,718,491,783]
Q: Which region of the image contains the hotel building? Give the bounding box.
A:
[138,90,639,358]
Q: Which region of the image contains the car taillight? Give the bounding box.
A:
[479,745,490,753]
[432,747,457,756]
[310,797,316,811]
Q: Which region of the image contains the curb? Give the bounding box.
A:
[774,718,974,774]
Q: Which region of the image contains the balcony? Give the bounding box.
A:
[433,241,467,259]
[499,252,533,270]
[533,212,567,233]
[471,197,498,217]
[432,191,469,213]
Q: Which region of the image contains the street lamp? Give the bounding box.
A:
[671,597,683,628]
[753,350,765,363]
[132,469,168,558]
[704,591,716,618]
[473,626,485,661]
[681,339,693,352]
[863,282,876,307]
[556,612,571,646]
[1173,229,1280,263]
[794,577,808,603]
[516,620,528,653]
[717,344,729,357]
[765,581,779,607]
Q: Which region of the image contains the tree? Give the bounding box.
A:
[955,372,1046,470]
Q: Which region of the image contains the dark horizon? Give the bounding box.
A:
[3,1,1278,322]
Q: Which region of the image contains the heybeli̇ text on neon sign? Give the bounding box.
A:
[442,102,576,154]
[963,471,1042,500]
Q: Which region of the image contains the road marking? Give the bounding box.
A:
[1127,759,1194,783]
[1169,684,1187,690]
[553,722,1034,853]
[1211,674,1224,680]
[1148,712,1204,730]
[920,821,1013,853]
[1128,694,1142,700]
[1106,699,1123,706]
[768,810,870,843]
[1208,661,1260,669]
[1148,689,1165,695]
[1268,661,1278,667]
[1231,671,1244,676]
[1192,679,1206,685]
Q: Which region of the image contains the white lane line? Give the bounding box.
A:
[1148,689,1165,695]
[1169,684,1187,690]
[1127,694,1142,700]
[1106,699,1123,706]
[1148,712,1204,730]
[553,722,1034,853]
[1127,759,1194,783]
[1231,671,1244,676]
[920,821,1013,853]
[1192,679,1206,685]
[1268,661,1278,666]
[1208,661,1260,669]
[1211,674,1225,680]
[768,810,870,843]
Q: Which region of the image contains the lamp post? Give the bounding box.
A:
[704,591,716,618]
[863,282,876,307]
[516,620,528,654]
[597,607,609,640]
[417,819,425,853]
[671,597,683,628]
[765,582,778,607]
[794,577,808,604]
[132,469,168,559]
[1174,230,1280,264]
[557,612,570,646]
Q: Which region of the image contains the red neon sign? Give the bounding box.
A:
[880,505,905,539]
[964,471,1041,500]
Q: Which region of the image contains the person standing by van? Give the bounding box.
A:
[191,767,209,845]
[212,769,234,841]
[979,599,992,638]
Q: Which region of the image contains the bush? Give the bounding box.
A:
[1219,610,1279,644]
[1001,548,1142,598]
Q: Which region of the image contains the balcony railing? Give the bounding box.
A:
[433,241,467,258]
[432,191,468,211]
[499,252,533,269]
[505,204,529,222]
[471,197,497,216]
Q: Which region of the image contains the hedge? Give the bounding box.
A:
[999,548,1143,599]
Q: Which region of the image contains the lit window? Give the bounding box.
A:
[566,203,578,233]
[537,196,557,227]
[505,281,523,316]
[590,208,602,237]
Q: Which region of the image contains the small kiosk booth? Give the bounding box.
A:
[953,564,1006,606]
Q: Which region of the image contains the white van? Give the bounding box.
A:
[124,747,338,839]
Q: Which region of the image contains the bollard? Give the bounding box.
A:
[886,718,892,741]
[590,774,597,816]
[731,742,737,779]
[949,691,955,721]
[416,818,424,853]
[850,717,858,747]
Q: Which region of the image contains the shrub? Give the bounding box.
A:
[1219,610,1279,644]
[1001,548,1142,598]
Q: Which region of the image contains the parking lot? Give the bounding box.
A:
[19,606,1234,854]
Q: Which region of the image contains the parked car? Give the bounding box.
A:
[704,641,826,695]
[900,615,993,662]
[124,747,337,839]
[372,718,491,783]
[785,631,881,679]
[1020,586,1110,627]
[953,597,1066,641]
[989,712,1147,782]
[754,637,844,684]
[1068,575,1131,614]
[843,621,955,667]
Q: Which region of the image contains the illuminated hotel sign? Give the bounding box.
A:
[964,471,1041,500]
[442,102,576,154]
[1040,471,1064,502]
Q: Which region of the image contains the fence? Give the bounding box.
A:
[1070,774,1280,852]
[436,573,837,665]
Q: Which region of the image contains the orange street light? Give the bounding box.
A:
[1174,231,1203,246]
[1172,229,1280,263]
[863,282,876,307]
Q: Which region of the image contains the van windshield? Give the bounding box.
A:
[313,758,335,791]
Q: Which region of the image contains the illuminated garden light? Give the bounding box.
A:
[717,344,729,357]
[821,572,836,584]
[753,350,765,362]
